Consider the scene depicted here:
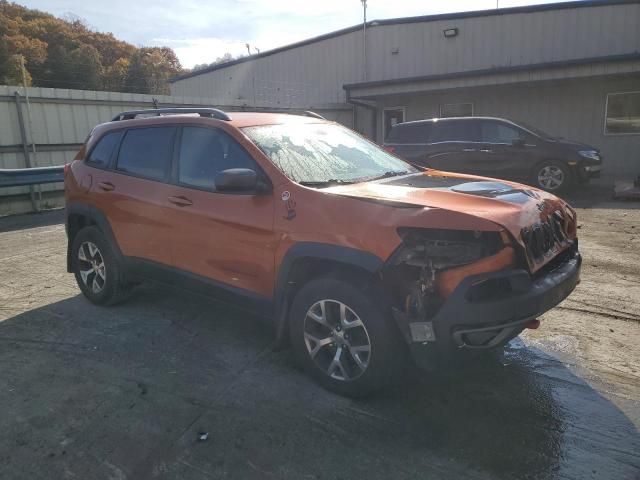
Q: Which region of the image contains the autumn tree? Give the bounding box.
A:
[103,57,129,92]
[124,47,182,94]
[70,44,102,90]
[0,1,184,92]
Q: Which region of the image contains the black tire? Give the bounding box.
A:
[289,277,406,397]
[71,226,131,305]
[532,161,571,192]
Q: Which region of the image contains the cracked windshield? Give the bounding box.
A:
[244,123,417,185]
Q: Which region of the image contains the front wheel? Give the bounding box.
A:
[533,161,571,192]
[289,277,405,397]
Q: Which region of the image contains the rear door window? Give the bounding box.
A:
[86,131,122,168]
[480,121,524,144]
[386,123,432,143]
[177,126,258,191]
[116,127,176,181]
[429,121,478,143]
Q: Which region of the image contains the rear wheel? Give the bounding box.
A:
[533,161,571,192]
[71,226,131,305]
[289,277,405,397]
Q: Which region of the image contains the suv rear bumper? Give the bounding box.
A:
[394,243,581,367]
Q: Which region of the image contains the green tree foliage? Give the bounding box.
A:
[124,47,182,95]
[0,1,183,93]
[1,54,30,85]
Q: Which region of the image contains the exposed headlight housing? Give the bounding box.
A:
[578,150,600,161]
[395,228,504,270]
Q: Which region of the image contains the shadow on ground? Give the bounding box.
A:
[561,179,640,210]
[0,208,65,233]
[0,283,638,480]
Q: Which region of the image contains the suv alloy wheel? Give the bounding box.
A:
[289,277,404,396]
[71,226,131,305]
[534,162,570,192]
[303,299,372,381]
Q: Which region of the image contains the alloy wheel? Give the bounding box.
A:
[77,241,106,293]
[303,299,371,381]
[537,165,565,190]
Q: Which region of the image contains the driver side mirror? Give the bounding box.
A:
[215,168,271,194]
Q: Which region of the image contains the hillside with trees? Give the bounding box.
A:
[0,1,183,93]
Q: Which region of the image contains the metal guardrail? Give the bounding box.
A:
[0,166,65,188]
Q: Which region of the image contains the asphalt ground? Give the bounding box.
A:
[0,194,638,479]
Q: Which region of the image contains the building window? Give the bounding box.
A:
[440,103,473,118]
[605,92,640,135]
[383,107,406,140]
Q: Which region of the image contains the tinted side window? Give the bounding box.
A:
[87,131,122,168]
[116,127,175,181]
[178,127,258,191]
[429,121,477,142]
[480,122,524,144]
[386,123,432,143]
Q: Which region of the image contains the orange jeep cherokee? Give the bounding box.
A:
[65,108,581,396]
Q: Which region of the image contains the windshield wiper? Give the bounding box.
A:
[363,170,410,182]
[299,171,410,188]
[298,179,356,188]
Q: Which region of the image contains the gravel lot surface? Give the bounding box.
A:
[0,194,638,479]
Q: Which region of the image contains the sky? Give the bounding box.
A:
[24,0,575,68]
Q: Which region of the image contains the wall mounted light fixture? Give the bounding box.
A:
[443,28,459,38]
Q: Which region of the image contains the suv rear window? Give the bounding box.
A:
[116,127,175,181]
[386,122,432,144]
[87,131,122,168]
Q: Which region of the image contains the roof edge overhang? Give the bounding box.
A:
[343,52,640,96]
[170,0,639,83]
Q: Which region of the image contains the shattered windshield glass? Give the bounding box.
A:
[242,123,418,187]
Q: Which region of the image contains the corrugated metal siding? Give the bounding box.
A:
[171,3,640,105]
[365,4,640,82]
[377,75,640,178]
[172,29,366,106]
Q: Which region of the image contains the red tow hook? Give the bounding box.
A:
[526,319,541,330]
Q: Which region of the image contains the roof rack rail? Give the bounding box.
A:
[300,110,325,120]
[238,108,326,120]
[111,108,231,122]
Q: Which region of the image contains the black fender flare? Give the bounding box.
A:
[273,242,384,345]
[65,203,122,271]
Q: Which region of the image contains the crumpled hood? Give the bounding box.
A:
[324,171,575,268]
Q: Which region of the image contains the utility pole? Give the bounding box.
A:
[19,55,41,210]
[361,0,367,81]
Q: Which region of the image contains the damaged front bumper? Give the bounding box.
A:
[392,243,581,368]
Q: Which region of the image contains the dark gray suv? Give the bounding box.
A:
[384,117,603,192]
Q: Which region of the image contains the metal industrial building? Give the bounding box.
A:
[170,0,640,178]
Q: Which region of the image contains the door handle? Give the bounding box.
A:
[480,149,493,153]
[168,195,193,207]
[462,148,476,152]
[97,181,115,191]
